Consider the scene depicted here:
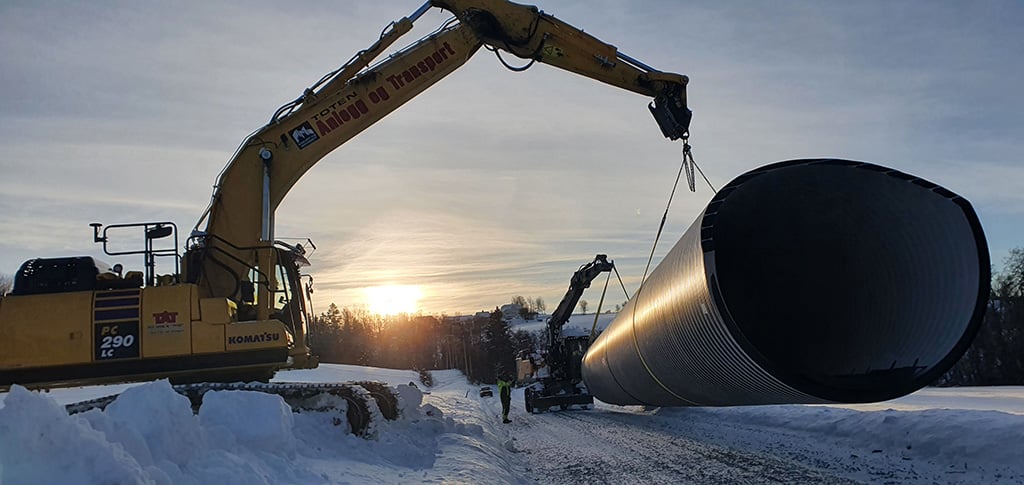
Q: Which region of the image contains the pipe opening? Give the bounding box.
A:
[709,161,987,402]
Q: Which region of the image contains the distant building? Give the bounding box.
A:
[442,314,476,325]
[499,304,522,322]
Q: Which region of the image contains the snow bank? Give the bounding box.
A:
[0,385,150,484]
[0,367,525,484]
[199,389,298,457]
[1,381,324,485]
[2,370,520,482]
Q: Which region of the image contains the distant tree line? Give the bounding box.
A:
[510,295,546,320]
[0,273,12,296]
[938,248,1024,386]
[308,301,538,384]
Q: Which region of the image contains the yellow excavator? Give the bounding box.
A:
[0,0,691,391]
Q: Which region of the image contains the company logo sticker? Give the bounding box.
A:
[290,122,319,149]
[228,332,282,345]
[153,311,178,324]
[149,310,185,335]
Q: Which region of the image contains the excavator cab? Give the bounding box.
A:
[253,241,316,367]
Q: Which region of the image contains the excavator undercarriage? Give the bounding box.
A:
[64,381,401,437]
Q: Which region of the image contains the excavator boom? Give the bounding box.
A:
[546,254,615,356]
[191,0,690,312]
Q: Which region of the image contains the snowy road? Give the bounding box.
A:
[509,407,856,484]
[473,385,1024,484]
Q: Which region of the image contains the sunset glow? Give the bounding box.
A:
[364,285,423,316]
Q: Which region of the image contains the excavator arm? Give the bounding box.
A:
[189,1,690,309]
[545,254,615,376]
[434,0,691,137]
[523,254,614,412]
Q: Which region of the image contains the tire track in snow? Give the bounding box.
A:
[512,409,858,484]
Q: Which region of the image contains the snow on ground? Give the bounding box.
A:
[830,386,1024,415]
[2,365,1023,484]
[510,312,617,337]
[0,365,522,484]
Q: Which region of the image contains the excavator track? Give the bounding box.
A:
[64,381,399,437]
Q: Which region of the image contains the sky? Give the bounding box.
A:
[1,0,1021,315]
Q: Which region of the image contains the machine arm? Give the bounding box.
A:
[191,1,689,301]
[433,0,691,139]
[546,254,615,351]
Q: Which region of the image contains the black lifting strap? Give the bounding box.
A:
[636,139,717,306]
[587,266,633,344]
[682,140,718,194]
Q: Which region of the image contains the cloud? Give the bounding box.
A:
[1,0,1020,312]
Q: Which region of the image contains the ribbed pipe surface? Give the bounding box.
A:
[583,159,989,406]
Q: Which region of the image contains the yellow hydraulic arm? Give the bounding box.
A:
[189,0,691,307]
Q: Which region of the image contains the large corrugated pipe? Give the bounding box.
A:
[583,159,989,406]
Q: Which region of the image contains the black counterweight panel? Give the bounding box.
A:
[583,159,989,406]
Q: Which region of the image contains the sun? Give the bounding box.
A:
[364,285,423,316]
